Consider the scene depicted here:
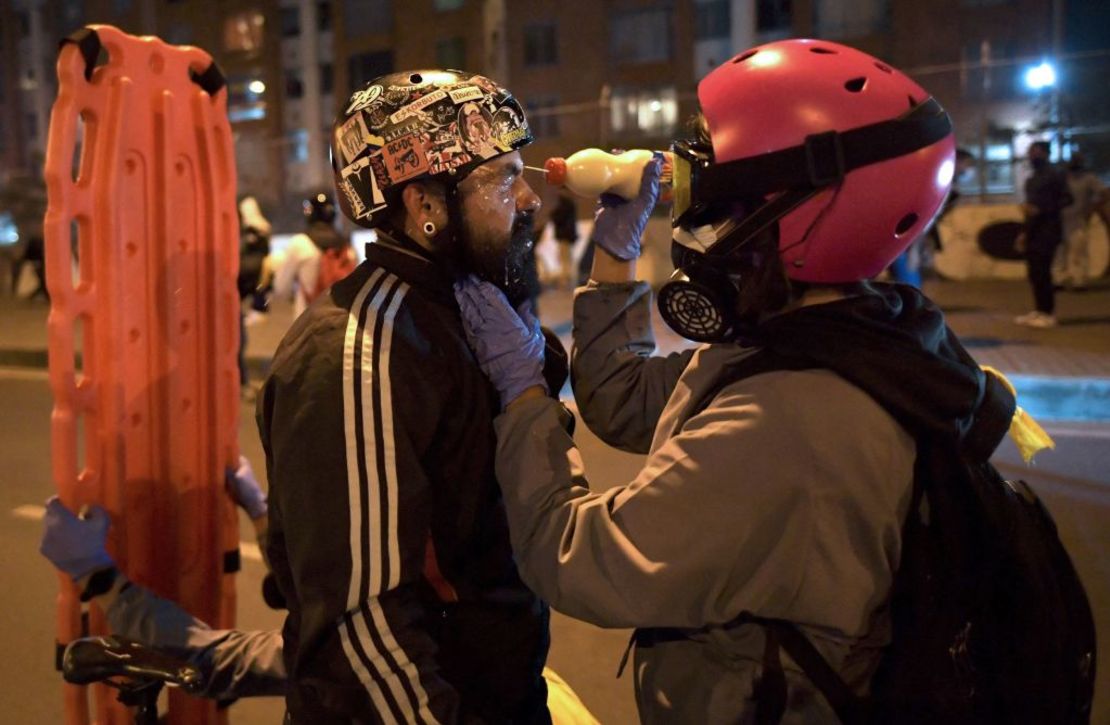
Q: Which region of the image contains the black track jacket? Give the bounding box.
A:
[257,235,550,724]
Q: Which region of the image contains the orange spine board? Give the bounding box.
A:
[44,25,239,725]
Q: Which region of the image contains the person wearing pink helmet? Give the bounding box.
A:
[453,40,1038,723]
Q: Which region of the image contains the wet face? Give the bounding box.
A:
[457,152,542,306]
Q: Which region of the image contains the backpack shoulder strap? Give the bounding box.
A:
[761,619,868,725]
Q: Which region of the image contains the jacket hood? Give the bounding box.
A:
[752,282,1014,460]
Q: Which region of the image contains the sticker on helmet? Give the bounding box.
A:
[336,112,375,165]
[365,101,390,129]
[421,123,471,175]
[341,155,384,216]
[389,89,449,125]
[458,102,497,157]
[382,133,430,184]
[448,86,484,104]
[384,86,411,106]
[345,85,383,115]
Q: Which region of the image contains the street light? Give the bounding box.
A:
[248,79,267,95]
[1023,61,1056,91]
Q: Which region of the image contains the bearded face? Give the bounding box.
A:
[453,152,541,307]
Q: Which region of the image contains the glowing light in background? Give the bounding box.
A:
[248,79,267,95]
[1023,61,1056,91]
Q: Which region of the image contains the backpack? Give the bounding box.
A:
[697,350,1097,725]
[307,244,356,305]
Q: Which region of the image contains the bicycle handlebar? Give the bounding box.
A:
[62,635,204,694]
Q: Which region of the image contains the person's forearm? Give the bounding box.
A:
[589,244,637,283]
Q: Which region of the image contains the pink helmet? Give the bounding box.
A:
[696,39,955,283]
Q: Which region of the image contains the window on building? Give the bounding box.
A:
[436,37,467,70]
[813,0,889,38]
[343,0,392,36]
[281,7,301,37]
[756,0,792,32]
[525,96,560,138]
[696,0,731,40]
[318,1,333,31]
[435,0,464,10]
[321,63,334,94]
[610,8,672,64]
[227,73,268,123]
[287,129,309,164]
[609,87,678,135]
[224,11,266,53]
[523,23,558,67]
[348,50,393,88]
[285,71,304,99]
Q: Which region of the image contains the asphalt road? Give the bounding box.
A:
[2,365,1107,723]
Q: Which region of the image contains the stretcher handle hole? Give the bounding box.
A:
[189,62,227,97]
[59,27,108,83]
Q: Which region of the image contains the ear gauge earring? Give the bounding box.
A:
[423,221,437,236]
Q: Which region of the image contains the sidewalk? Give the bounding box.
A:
[2,277,1109,380]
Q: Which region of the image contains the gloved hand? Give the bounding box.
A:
[226,455,267,520]
[40,496,115,582]
[453,276,548,409]
[592,152,664,261]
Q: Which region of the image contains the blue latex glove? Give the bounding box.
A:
[592,152,664,261]
[453,275,548,409]
[226,455,267,520]
[39,496,115,581]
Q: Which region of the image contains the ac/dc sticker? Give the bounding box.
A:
[346,84,382,115]
[381,134,430,184]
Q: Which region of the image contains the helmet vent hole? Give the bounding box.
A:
[733,50,758,63]
[409,73,423,84]
[844,77,867,93]
[895,213,919,237]
[810,47,837,55]
[875,62,893,73]
[908,95,919,108]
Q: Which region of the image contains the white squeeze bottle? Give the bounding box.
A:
[544,149,673,200]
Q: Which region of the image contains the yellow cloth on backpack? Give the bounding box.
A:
[544,667,601,725]
[981,366,1055,463]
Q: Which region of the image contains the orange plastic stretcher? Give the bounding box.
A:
[44,25,240,725]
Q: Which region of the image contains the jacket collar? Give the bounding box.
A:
[364,229,459,306]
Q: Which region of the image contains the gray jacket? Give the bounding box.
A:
[106,582,286,700]
[493,281,916,724]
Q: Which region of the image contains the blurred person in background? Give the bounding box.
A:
[1055,152,1110,291]
[1015,141,1072,328]
[270,192,354,319]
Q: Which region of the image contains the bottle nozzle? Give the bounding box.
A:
[543,157,568,186]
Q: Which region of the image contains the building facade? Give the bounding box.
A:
[2,0,1105,231]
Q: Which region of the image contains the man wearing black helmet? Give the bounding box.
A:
[256,70,552,723]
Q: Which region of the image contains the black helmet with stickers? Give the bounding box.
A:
[331,69,533,229]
